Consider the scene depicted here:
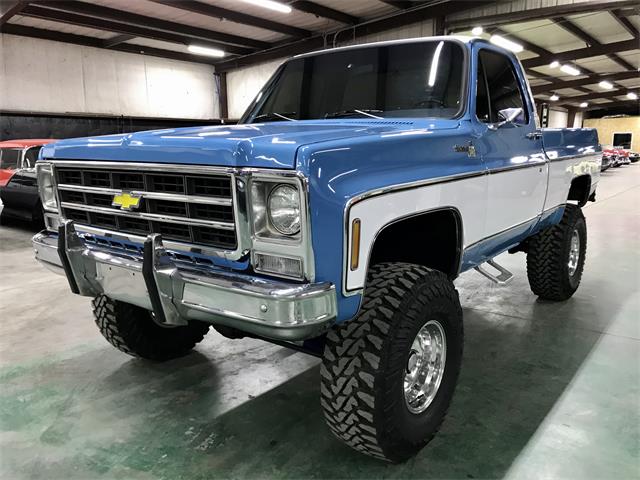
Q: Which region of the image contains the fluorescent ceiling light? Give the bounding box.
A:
[489,34,523,53]
[598,81,614,90]
[580,102,588,108]
[471,26,483,36]
[550,94,559,101]
[549,61,560,68]
[428,41,444,87]
[188,45,225,57]
[560,64,581,76]
[242,0,291,13]
[627,92,638,100]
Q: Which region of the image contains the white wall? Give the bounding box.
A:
[548,108,569,128]
[573,111,583,128]
[225,19,436,119]
[0,34,218,119]
[227,58,284,120]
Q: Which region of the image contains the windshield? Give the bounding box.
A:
[243,40,465,122]
[0,148,21,169]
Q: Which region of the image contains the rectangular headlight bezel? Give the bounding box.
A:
[247,173,314,282]
[249,177,303,243]
[36,162,59,213]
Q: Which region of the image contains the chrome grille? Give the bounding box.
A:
[55,167,237,250]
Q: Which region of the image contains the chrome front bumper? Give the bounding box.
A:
[33,222,337,341]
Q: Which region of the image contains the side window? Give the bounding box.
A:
[476,57,490,122]
[477,50,528,124]
[23,147,42,168]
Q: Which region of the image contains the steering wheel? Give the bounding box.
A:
[412,98,446,108]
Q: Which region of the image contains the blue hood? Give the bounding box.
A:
[41,120,459,169]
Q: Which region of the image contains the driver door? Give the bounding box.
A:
[475,47,547,237]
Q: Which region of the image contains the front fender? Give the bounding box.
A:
[297,122,485,323]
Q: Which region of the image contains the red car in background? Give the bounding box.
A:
[603,146,630,168]
[0,139,56,186]
[0,139,57,227]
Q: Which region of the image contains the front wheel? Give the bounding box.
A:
[526,204,587,301]
[92,295,210,361]
[320,263,463,462]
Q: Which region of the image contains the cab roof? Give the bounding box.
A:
[293,35,475,60]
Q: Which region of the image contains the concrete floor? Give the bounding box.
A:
[1,166,639,480]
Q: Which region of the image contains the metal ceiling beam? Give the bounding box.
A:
[20,5,255,55]
[583,99,639,111]
[0,0,28,25]
[493,29,593,94]
[610,9,640,39]
[553,17,635,71]
[558,88,639,104]
[147,0,310,38]
[101,34,136,48]
[378,1,413,9]
[290,1,358,25]
[214,0,490,72]
[522,39,639,68]
[492,28,548,57]
[531,71,640,95]
[447,0,640,30]
[30,1,269,49]
[0,24,221,65]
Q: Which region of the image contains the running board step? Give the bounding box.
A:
[474,260,514,285]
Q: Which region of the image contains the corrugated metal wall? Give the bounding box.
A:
[0,34,219,120]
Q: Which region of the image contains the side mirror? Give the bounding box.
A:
[488,107,524,130]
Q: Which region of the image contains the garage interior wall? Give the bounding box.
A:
[226,19,435,119]
[583,116,640,150]
[0,34,219,120]
[548,109,569,129]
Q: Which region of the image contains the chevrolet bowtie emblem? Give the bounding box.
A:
[112,192,142,211]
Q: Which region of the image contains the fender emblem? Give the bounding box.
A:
[454,143,477,158]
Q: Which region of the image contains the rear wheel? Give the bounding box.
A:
[92,295,210,361]
[526,204,587,301]
[320,263,463,462]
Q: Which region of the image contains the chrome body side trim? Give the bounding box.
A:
[342,170,482,297]
[32,226,336,341]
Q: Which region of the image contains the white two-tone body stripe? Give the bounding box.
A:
[344,152,600,294]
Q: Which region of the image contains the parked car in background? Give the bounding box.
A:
[601,152,612,172]
[625,149,639,163]
[603,147,623,168]
[0,139,57,226]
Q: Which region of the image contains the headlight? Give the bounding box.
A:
[36,163,58,212]
[267,184,301,236]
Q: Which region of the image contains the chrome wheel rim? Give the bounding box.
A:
[404,320,447,414]
[568,229,580,277]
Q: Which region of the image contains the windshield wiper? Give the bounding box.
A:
[253,112,297,122]
[324,109,385,119]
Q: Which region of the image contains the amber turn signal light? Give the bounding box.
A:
[350,218,361,271]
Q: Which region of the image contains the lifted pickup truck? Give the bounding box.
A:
[33,37,600,462]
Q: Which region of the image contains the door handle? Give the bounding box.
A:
[526,131,543,140]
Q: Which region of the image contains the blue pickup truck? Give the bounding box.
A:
[33,37,600,462]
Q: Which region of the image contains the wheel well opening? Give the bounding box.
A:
[568,175,591,207]
[368,209,461,278]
